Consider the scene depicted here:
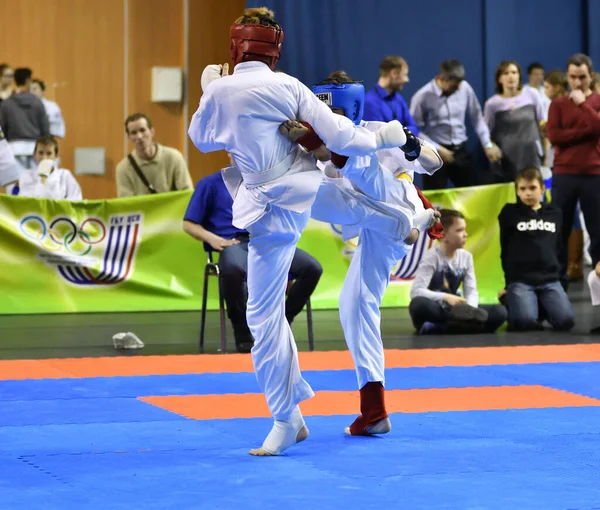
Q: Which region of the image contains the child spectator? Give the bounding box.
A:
[497,167,574,331]
[8,135,81,200]
[409,209,507,334]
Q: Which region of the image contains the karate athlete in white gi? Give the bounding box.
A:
[188,7,416,457]
[281,73,442,436]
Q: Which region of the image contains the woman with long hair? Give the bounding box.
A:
[484,60,545,182]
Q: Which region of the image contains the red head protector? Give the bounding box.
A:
[230,16,284,71]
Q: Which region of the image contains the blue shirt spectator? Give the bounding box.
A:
[183,167,323,353]
[184,171,246,249]
[363,56,419,135]
[364,83,419,134]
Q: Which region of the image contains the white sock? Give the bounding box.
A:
[412,209,435,233]
[261,406,306,455]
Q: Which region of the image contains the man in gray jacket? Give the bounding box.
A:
[0,68,49,169]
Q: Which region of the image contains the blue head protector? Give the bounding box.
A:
[311,82,365,125]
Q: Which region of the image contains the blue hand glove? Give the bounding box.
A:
[400,127,421,161]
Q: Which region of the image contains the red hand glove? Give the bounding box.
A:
[329,152,348,168]
[414,185,444,240]
[296,122,325,152]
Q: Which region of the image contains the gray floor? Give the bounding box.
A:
[0,282,598,360]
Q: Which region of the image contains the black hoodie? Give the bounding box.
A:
[0,91,49,141]
[498,201,562,286]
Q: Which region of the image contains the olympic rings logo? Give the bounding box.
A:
[20,215,106,256]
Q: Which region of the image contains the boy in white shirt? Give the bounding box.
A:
[410,209,507,334]
[10,135,81,200]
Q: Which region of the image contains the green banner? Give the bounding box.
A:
[299,183,516,308]
[0,184,515,314]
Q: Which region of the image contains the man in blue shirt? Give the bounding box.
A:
[183,170,323,353]
[363,56,419,135]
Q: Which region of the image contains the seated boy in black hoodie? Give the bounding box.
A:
[498,167,575,331]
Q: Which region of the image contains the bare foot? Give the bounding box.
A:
[344,417,391,436]
[279,120,309,141]
[595,261,600,277]
[249,425,309,456]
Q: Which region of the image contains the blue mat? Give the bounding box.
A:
[2,363,598,401]
[1,411,599,509]
[0,398,185,426]
[1,361,599,509]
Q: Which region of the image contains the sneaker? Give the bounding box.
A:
[449,303,488,323]
[418,322,443,335]
[235,341,254,354]
[234,329,254,353]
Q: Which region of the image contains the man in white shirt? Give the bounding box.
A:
[9,135,81,200]
[30,79,66,139]
[409,60,501,189]
[189,7,408,457]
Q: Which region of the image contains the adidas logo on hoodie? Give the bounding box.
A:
[516,219,556,233]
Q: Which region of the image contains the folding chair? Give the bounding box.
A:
[199,251,315,353]
[199,251,227,353]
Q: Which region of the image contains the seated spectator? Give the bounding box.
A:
[116,113,193,197]
[409,209,507,335]
[8,135,81,200]
[30,79,66,139]
[183,168,323,353]
[484,61,545,182]
[497,167,575,331]
[0,67,49,170]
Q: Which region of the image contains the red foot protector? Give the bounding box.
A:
[348,382,389,436]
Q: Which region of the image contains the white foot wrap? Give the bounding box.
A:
[412,208,436,233]
[261,406,306,456]
[375,120,407,150]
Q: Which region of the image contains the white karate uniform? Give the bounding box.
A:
[8,168,82,200]
[188,62,411,422]
[312,121,441,389]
